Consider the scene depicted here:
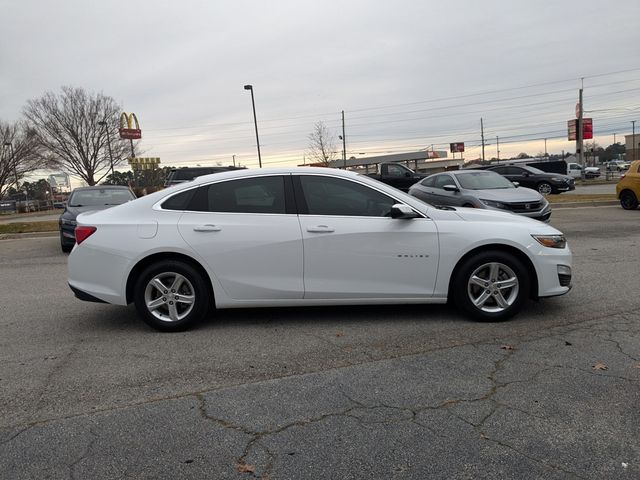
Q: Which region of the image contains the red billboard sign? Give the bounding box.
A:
[450,142,465,153]
[583,118,593,139]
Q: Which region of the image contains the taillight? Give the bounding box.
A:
[75,226,97,245]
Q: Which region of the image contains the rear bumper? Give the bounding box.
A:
[69,284,107,303]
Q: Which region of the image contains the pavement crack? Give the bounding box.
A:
[68,428,97,480]
[602,337,639,363]
[0,425,33,447]
[480,434,587,479]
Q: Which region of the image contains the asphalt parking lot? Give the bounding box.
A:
[1,205,639,479]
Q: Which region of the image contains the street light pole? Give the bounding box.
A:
[243,85,262,168]
[98,121,115,177]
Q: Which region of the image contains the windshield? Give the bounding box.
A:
[456,171,515,190]
[69,189,135,207]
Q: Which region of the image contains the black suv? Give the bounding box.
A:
[483,165,575,195]
[164,166,247,187]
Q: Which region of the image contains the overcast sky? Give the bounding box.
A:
[2,0,640,169]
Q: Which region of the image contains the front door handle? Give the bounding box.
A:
[193,224,221,232]
[307,225,335,233]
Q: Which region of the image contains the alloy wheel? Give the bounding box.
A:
[467,262,519,313]
[537,182,552,195]
[144,272,195,322]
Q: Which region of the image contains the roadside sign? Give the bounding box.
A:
[583,118,593,139]
[449,142,465,153]
[568,119,577,141]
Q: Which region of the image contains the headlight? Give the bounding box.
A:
[532,234,566,249]
[60,218,77,226]
[479,199,507,209]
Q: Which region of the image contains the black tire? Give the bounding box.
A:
[60,233,73,253]
[537,182,553,195]
[451,250,530,322]
[133,260,210,332]
[462,203,475,208]
[620,190,639,210]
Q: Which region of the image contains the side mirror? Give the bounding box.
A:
[405,172,411,177]
[390,203,421,219]
[442,184,459,192]
[512,182,520,187]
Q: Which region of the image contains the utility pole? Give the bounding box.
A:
[544,138,548,157]
[232,154,236,167]
[577,82,584,177]
[480,117,485,161]
[496,136,500,161]
[633,120,637,162]
[613,133,617,144]
[341,110,347,169]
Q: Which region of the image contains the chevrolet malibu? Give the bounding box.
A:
[68,167,572,331]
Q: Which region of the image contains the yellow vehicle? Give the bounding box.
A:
[616,160,640,210]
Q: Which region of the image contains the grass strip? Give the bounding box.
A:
[0,221,59,234]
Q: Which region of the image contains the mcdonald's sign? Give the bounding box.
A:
[119,112,142,140]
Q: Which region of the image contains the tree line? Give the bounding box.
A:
[1,86,141,198]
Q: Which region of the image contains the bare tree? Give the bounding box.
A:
[307,121,337,166]
[24,86,138,186]
[0,121,41,198]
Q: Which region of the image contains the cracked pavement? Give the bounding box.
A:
[1,206,639,479]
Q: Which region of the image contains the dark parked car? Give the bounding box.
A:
[478,165,575,195]
[408,170,551,222]
[164,166,247,187]
[59,186,136,252]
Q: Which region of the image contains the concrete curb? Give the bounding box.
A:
[551,200,620,209]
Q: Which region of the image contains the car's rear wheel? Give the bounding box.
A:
[134,260,210,331]
[452,250,530,322]
[620,190,639,210]
[537,182,552,195]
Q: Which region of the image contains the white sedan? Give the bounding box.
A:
[68,167,572,331]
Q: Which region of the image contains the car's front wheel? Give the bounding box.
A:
[134,260,210,331]
[537,182,553,195]
[452,250,530,322]
[620,190,639,210]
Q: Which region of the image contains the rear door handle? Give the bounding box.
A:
[307,225,335,233]
[193,224,221,232]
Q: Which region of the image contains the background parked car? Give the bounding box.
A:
[606,160,630,172]
[567,162,601,179]
[59,185,136,252]
[408,170,551,222]
[616,160,640,210]
[475,164,575,195]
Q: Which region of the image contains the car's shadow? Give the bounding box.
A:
[83,302,464,334]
